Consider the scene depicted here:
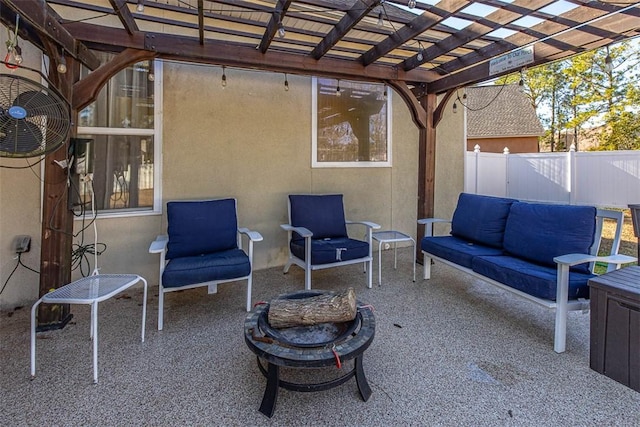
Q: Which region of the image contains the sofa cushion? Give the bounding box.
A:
[450,193,517,248]
[290,237,369,265]
[289,194,348,240]
[162,248,251,288]
[472,255,594,301]
[421,236,504,269]
[503,203,596,274]
[166,199,238,259]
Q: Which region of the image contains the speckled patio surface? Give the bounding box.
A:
[2,249,639,426]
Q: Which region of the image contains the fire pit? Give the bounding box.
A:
[244,290,375,418]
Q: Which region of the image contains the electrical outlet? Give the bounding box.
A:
[12,235,31,253]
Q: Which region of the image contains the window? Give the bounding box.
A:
[312,77,391,167]
[76,54,161,216]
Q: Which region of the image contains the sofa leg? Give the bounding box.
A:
[554,264,570,353]
[423,252,432,280]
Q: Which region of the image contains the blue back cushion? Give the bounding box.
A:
[166,199,238,259]
[503,202,596,273]
[450,193,517,248]
[289,194,348,239]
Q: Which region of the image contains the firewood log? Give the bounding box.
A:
[268,288,356,328]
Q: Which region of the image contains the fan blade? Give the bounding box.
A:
[0,120,43,155]
[12,90,65,118]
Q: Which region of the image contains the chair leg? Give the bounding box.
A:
[246,274,253,312]
[366,259,373,289]
[305,269,312,290]
[158,285,165,331]
[283,259,293,274]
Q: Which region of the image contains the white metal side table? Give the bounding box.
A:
[30,274,148,384]
[372,231,416,286]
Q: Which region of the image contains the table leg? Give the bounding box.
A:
[141,277,148,342]
[259,362,280,418]
[92,302,98,384]
[355,355,371,401]
[412,239,416,282]
[30,298,43,378]
[378,240,383,286]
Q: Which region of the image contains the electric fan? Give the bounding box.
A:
[0,73,71,158]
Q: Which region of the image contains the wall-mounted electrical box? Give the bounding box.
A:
[12,235,31,253]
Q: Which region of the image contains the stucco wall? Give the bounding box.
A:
[0,36,48,310]
[0,57,464,309]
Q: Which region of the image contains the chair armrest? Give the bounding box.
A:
[281,224,313,238]
[346,220,381,230]
[149,235,168,254]
[417,218,451,226]
[417,218,451,237]
[554,253,637,268]
[238,228,264,242]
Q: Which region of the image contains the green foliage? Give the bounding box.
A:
[594,111,640,151]
[494,40,640,151]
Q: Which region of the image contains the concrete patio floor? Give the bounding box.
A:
[2,248,639,426]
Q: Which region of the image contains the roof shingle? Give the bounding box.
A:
[466,85,544,138]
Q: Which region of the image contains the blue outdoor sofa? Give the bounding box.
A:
[419,193,636,353]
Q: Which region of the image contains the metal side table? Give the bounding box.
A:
[372,230,416,286]
[31,274,148,384]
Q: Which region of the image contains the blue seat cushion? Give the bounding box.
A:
[472,255,594,301]
[162,249,251,288]
[166,199,238,259]
[450,193,517,248]
[290,237,369,265]
[421,236,504,269]
[289,194,348,240]
[503,203,596,274]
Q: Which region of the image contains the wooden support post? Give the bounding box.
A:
[416,92,437,264]
[36,42,77,329]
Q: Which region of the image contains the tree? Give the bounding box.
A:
[493,40,639,152]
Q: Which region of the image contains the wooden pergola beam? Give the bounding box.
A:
[108,0,139,35]
[3,0,100,69]
[258,0,293,53]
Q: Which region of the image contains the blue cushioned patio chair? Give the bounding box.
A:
[149,198,263,330]
[281,194,380,290]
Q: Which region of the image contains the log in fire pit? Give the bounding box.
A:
[244,290,375,418]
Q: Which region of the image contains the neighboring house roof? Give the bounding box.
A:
[466,85,544,138]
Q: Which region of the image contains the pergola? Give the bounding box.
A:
[1,0,638,325]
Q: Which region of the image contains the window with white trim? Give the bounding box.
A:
[312,77,391,167]
[76,54,161,216]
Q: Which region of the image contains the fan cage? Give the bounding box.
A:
[0,73,71,158]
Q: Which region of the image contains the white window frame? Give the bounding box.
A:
[76,60,163,219]
[311,77,392,168]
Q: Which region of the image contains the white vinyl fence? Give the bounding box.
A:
[465,147,640,208]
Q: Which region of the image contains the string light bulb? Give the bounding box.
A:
[416,42,424,62]
[278,22,286,38]
[452,101,457,113]
[57,50,67,74]
[136,0,145,13]
[336,79,341,97]
[221,65,227,88]
[377,11,384,27]
[284,73,289,91]
[408,0,417,9]
[13,43,22,65]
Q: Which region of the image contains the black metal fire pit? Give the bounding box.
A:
[244,290,376,418]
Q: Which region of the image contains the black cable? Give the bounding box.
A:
[0,253,38,296]
[71,242,107,277]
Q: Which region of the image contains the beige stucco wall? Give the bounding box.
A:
[0,35,48,309]
[0,54,465,309]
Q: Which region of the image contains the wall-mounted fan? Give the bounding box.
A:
[0,73,71,158]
